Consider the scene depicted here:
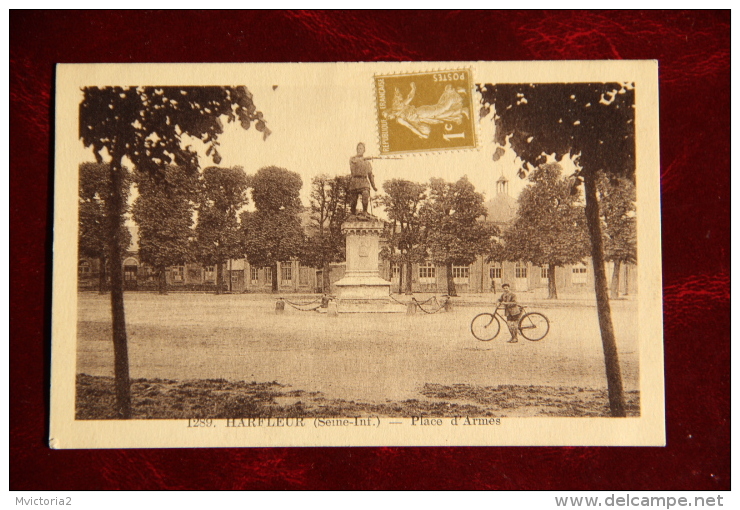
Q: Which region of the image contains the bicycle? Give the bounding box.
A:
[470,303,550,342]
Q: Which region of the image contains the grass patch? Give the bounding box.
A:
[76,374,640,419]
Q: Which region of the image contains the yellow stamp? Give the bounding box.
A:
[375,69,476,154]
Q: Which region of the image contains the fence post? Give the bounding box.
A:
[444,297,454,313]
[327,299,339,316]
[406,300,416,315]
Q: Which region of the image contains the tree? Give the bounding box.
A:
[78,162,132,294]
[243,166,304,292]
[80,86,268,418]
[420,176,497,296]
[302,174,350,291]
[480,82,635,416]
[195,166,250,294]
[378,179,427,295]
[132,165,197,294]
[500,163,590,299]
[597,171,637,299]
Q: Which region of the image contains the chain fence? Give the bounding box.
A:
[278,294,451,314]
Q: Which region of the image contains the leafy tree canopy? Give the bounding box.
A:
[421,176,497,267]
[243,166,305,290]
[501,163,589,267]
[479,83,635,182]
[379,179,428,262]
[195,166,250,266]
[597,171,637,264]
[80,86,269,175]
[302,174,349,269]
[78,162,131,259]
[132,165,197,274]
[242,211,305,268]
[251,165,303,214]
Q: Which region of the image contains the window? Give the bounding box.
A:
[78,260,91,275]
[452,265,470,284]
[250,266,259,284]
[391,264,401,279]
[418,262,436,281]
[124,266,137,281]
[172,266,184,282]
[204,266,215,281]
[541,266,550,279]
[515,262,528,279]
[231,272,239,283]
[263,267,272,285]
[489,265,502,280]
[572,264,588,284]
[281,264,292,282]
[451,265,469,278]
[137,264,153,282]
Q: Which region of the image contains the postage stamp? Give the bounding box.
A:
[375,68,476,154]
[50,61,663,448]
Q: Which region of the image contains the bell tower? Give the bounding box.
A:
[496,174,509,195]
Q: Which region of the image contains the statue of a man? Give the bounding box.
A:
[348,142,377,216]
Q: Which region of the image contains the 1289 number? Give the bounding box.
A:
[187,418,213,428]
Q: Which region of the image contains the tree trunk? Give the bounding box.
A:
[404,258,413,295]
[215,261,222,294]
[624,264,630,295]
[322,260,331,294]
[547,263,558,299]
[583,173,626,417]
[158,266,167,295]
[98,256,107,294]
[480,260,485,293]
[397,261,403,294]
[228,259,233,292]
[610,259,622,299]
[446,262,457,296]
[106,160,131,419]
[272,261,279,292]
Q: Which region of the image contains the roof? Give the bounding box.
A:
[484,192,518,224]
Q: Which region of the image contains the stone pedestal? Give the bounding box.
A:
[333,216,403,313]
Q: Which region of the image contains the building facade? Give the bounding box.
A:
[79,176,636,296]
[79,254,318,294]
[348,174,637,297]
[370,257,636,296]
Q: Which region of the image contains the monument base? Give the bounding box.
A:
[334,274,391,300]
[334,300,406,314]
[329,215,404,313]
[331,274,404,313]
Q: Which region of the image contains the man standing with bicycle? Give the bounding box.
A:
[499,283,522,343]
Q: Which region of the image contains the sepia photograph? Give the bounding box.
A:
[50,61,663,448]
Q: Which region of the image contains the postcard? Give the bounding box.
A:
[50,61,663,447]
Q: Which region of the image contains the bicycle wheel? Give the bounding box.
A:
[518,312,549,341]
[471,313,501,341]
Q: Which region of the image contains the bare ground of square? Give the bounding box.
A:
[76,292,639,418]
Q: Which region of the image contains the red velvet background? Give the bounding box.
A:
[10,11,730,490]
